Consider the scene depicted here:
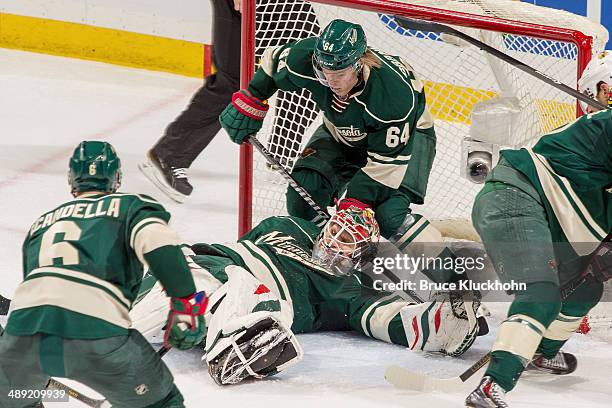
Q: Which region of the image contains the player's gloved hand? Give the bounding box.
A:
[220,90,269,144]
[164,291,209,350]
[584,240,612,283]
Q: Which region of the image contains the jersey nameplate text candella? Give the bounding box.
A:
[29,198,121,235]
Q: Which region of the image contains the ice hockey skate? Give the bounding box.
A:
[465,376,509,408]
[138,149,193,203]
[525,351,577,375]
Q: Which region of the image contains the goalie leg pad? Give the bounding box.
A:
[400,292,480,357]
[206,316,303,385]
[203,266,299,385]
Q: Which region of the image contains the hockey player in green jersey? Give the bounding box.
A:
[219,19,455,280]
[131,199,482,386]
[0,141,208,408]
[466,54,612,408]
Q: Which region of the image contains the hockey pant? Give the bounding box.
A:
[0,330,184,408]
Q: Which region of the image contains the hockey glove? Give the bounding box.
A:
[584,241,612,283]
[164,291,209,350]
[220,90,269,144]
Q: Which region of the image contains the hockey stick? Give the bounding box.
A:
[249,137,330,226]
[0,294,10,315]
[386,352,490,392]
[385,272,595,391]
[393,16,609,111]
[46,379,110,408]
[46,346,170,407]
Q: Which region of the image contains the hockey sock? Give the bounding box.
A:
[536,277,604,358]
[485,350,526,392]
[486,282,561,391]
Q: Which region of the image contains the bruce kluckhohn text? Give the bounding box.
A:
[372,279,527,292]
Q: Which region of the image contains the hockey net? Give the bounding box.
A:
[239,0,610,332]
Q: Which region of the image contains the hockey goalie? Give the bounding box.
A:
[131,200,482,385]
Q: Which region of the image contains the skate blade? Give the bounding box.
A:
[138,161,187,204]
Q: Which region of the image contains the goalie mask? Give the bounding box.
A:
[578,51,612,113]
[312,19,367,87]
[312,206,380,276]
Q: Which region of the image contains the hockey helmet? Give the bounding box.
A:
[313,19,367,85]
[578,51,612,113]
[68,141,122,195]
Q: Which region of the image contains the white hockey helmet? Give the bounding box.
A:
[578,51,612,114]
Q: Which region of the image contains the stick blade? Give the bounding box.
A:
[385,365,463,392]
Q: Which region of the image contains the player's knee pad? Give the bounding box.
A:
[205,315,303,385]
[400,292,480,357]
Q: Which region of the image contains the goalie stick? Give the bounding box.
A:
[385,271,596,391]
[46,346,170,407]
[393,16,609,111]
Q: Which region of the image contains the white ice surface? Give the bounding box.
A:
[2,48,612,408]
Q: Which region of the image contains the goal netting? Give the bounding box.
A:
[238,0,610,331]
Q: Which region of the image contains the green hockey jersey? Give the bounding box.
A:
[7,192,195,339]
[249,37,436,205]
[502,109,612,254]
[191,216,409,345]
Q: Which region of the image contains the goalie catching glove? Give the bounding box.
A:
[164,291,209,350]
[219,90,269,144]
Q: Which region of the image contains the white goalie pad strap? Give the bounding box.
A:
[543,313,585,341]
[205,265,294,357]
[492,314,546,361]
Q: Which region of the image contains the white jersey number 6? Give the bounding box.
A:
[39,220,82,266]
